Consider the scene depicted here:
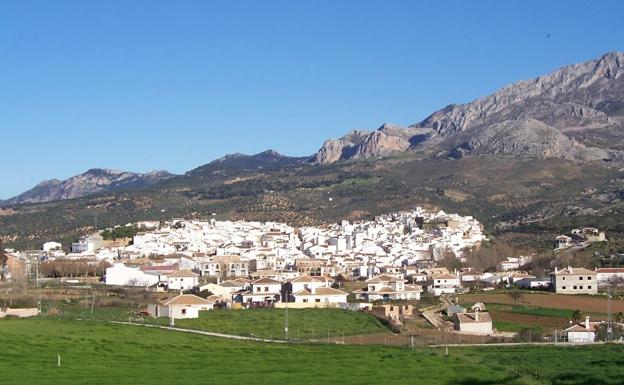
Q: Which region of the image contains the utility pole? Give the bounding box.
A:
[607,286,613,342]
[284,287,289,341]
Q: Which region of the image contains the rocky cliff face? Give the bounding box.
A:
[2,169,174,205]
[414,52,624,135]
[446,119,609,161]
[313,52,624,164]
[312,125,433,164]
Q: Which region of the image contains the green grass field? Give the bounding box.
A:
[1,319,624,385]
[157,308,389,340]
[487,304,605,319]
[45,305,389,340]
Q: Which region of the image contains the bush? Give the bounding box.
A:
[513,328,543,343]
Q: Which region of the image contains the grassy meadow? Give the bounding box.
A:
[159,308,389,340]
[45,305,389,340]
[1,319,624,385]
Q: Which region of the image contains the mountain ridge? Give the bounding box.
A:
[313,51,624,164]
[1,169,175,206]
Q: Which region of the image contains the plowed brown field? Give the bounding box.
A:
[460,293,623,313]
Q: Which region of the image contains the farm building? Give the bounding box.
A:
[565,317,598,343]
[550,267,597,295]
[453,310,493,334]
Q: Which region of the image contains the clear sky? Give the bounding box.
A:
[1,0,624,199]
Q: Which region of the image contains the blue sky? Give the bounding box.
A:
[1,0,623,199]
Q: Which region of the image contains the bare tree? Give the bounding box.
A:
[508,289,523,304]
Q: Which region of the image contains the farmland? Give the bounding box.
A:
[43,303,390,340]
[2,319,624,385]
[459,292,624,314]
[459,292,621,333]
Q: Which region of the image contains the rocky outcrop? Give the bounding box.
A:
[446,119,609,161]
[313,125,434,164]
[2,169,174,205]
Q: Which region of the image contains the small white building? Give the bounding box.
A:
[453,310,492,334]
[43,241,62,252]
[148,294,214,319]
[565,317,598,343]
[292,287,348,306]
[167,270,199,291]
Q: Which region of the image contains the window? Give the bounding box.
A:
[579,277,583,280]
[562,286,566,290]
[562,277,566,280]
[303,299,308,303]
[264,287,269,292]
[315,299,321,303]
[588,286,592,289]
[573,286,577,290]
[588,276,592,280]
[256,287,261,292]
[181,309,187,315]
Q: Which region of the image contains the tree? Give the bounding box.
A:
[508,290,523,304]
[614,312,624,324]
[570,309,584,325]
[595,323,624,342]
[0,239,7,267]
[0,240,7,281]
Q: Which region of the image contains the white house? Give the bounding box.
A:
[105,263,160,287]
[292,287,348,306]
[199,278,250,302]
[241,278,282,306]
[565,317,598,343]
[354,274,422,301]
[167,270,199,291]
[428,273,461,296]
[288,275,332,294]
[148,294,214,319]
[43,241,62,252]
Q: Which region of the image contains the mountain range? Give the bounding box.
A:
[313,51,624,163]
[1,169,174,206]
[2,52,624,249]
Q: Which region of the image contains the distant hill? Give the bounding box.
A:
[186,150,308,177]
[1,169,174,206]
